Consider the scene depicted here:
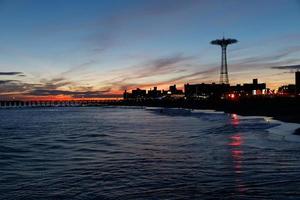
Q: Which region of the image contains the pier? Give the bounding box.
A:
[0,100,122,108]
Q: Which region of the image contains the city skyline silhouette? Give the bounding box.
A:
[0,0,299,100]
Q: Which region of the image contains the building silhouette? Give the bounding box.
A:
[184,79,266,99]
[122,73,300,100]
[278,72,300,95]
[123,88,147,99]
[168,85,183,95]
[147,87,162,98]
[123,90,129,99]
[296,71,300,95]
[231,79,266,95]
[184,83,230,99]
[123,85,184,100]
[278,84,296,95]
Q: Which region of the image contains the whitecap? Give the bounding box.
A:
[267,119,300,142]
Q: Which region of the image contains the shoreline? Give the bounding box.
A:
[143,106,300,137]
[1,97,299,129]
[120,97,300,124]
[146,106,300,137]
[1,102,300,135]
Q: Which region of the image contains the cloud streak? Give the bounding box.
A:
[0,80,15,84]
[110,53,193,83]
[233,45,300,65]
[26,89,115,98]
[81,0,203,53]
[0,76,116,99]
[270,64,300,70]
[120,69,218,90]
[0,72,24,76]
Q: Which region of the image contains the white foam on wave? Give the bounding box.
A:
[266,119,300,142]
[192,109,271,120]
[145,107,300,142]
[192,109,300,142]
[191,109,225,114]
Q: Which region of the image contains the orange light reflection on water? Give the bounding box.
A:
[229,133,247,193]
[229,114,248,193]
[231,113,240,127]
[229,135,243,147]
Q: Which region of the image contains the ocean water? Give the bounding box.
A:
[1,107,300,200]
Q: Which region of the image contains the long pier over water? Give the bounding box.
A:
[0,100,122,108]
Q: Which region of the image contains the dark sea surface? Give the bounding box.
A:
[1,107,300,200]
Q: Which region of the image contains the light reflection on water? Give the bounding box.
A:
[229,114,246,195]
[0,107,300,200]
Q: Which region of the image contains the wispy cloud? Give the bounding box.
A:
[0,80,39,95]
[233,45,300,65]
[0,72,24,76]
[0,76,116,98]
[270,64,300,70]
[0,80,15,84]
[25,88,115,98]
[60,60,97,77]
[37,77,73,90]
[79,0,203,52]
[231,33,300,53]
[120,68,218,90]
[227,45,300,75]
[110,53,193,82]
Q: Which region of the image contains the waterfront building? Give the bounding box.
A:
[123,88,147,100]
[296,71,300,95]
[184,83,230,99]
[147,87,162,99]
[278,84,296,95]
[123,90,130,99]
[169,85,183,95]
[231,79,266,95]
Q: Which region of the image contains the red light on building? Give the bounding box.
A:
[227,93,236,99]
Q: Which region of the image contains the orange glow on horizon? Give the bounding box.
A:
[0,75,296,101]
[3,95,122,101]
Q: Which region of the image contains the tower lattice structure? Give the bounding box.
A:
[211,37,238,84]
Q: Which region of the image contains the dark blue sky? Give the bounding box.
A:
[0,0,300,98]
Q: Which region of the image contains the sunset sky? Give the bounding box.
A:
[0,0,300,99]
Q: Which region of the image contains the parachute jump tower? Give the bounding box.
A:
[211,37,238,84]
